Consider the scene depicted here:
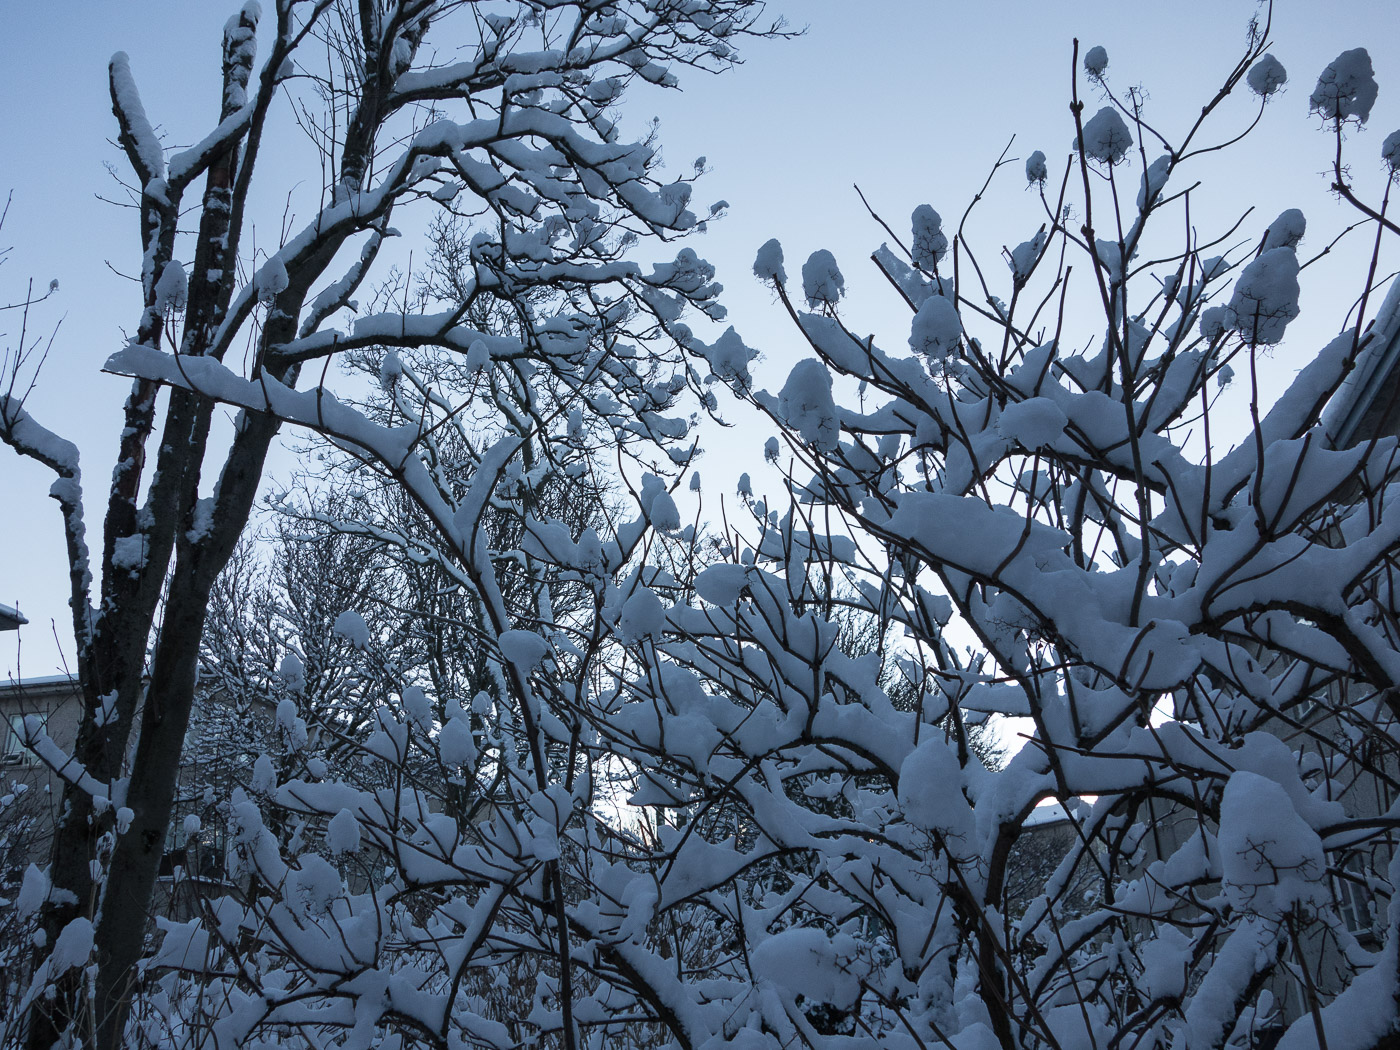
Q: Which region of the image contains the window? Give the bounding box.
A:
[1332,851,1380,939]
[2,710,50,765]
[2,714,30,764]
[159,802,227,883]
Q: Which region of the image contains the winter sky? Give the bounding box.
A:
[3,0,1399,677]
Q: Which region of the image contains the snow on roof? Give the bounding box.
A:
[1024,802,1075,828]
[0,673,79,693]
[0,602,27,631]
[1324,277,1400,448]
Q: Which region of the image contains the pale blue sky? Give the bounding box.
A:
[3,1,1399,676]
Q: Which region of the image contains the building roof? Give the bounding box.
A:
[0,602,26,632]
[1024,802,1075,828]
[0,674,79,692]
[1324,279,1400,449]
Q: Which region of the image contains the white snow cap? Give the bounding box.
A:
[333,609,371,648]
[909,293,962,359]
[50,917,95,972]
[437,716,476,768]
[1199,305,1229,342]
[897,737,974,850]
[278,652,306,693]
[801,250,845,309]
[1025,150,1048,186]
[1009,230,1047,280]
[1310,48,1378,124]
[153,261,188,314]
[402,685,432,730]
[639,473,681,530]
[1262,208,1306,250]
[697,326,757,387]
[498,630,550,671]
[325,808,362,855]
[1083,45,1108,78]
[466,339,490,372]
[616,587,665,644]
[254,255,290,303]
[778,359,839,450]
[911,205,948,270]
[1137,155,1171,211]
[275,698,307,751]
[15,864,49,918]
[1077,107,1133,164]
[379,350,403,392]
[1247,53,1287,97]
[998,397,1068,449]
[251,753,276,794]
[1383,130,1400,173]
[752,238,786,284]
[1218,771,1326,915]
[1226,247,1300,345]
[750,928,861,1011]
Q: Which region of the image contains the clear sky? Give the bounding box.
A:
[3,0,1399,677]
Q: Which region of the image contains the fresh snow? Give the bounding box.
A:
[1077,106,1133,164]
[1310,48,1378,124]
[1248,53,1288,96]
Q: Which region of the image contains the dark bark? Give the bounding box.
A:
[94,410,279,1050]
[25,12,262,1048]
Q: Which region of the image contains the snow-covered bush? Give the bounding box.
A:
[696,28,1400,1050]
[11,4,1400,1050]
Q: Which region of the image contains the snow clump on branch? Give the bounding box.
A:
[1384,130,1400,174]
[897,736,974,852]
[1225,246,1301,345]
[254,255,289,302]
[778,358,839,450]
[1025,150,1048,185]
[325,809,361,856]
[278,652,305,693]
[1247,53,1287,97]
[1077,106,1133,164]
[1262,208,1306,250]
[153,261,188,314]
[332,609,370,648]
[801,249,845,309]
[696,326,758,387]
[1083,45,1108,78]
[753,237,786,284]
[1309,47,1378,124]
[639,473,681,530]
[1010,230,1048,281]
[909,294,962,360]
[911,205,948,270]
[997,397,1069,450]
[437,715,476,769]
[1137,155,1171,211]
[1218,772,1327,917]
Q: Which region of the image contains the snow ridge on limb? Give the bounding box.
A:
[108,52,166,185]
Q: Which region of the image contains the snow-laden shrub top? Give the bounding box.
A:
[1077,106,1134,163]
[1310,47,1378,123]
